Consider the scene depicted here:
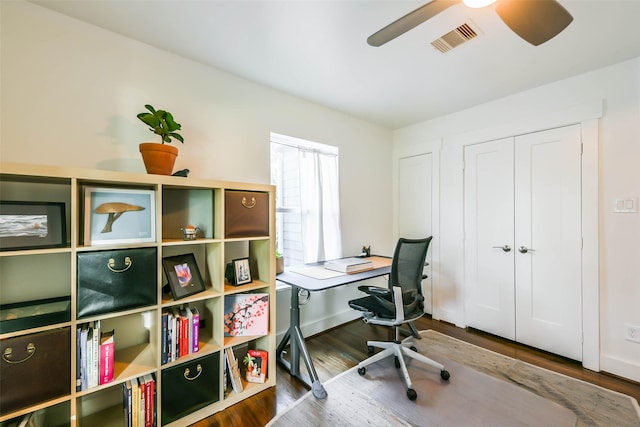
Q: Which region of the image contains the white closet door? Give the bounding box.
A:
[514,125,583,360]
[464,138,516,339]
[398,153,433,313]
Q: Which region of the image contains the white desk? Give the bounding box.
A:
[275,256,392,399]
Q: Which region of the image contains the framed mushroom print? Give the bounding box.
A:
[83,187,156,246]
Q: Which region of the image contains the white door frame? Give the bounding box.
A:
[393,139,442,314]
[452,101,601,371]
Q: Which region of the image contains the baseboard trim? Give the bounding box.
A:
[600,353,640,383]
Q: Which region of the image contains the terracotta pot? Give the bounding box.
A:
[276,257,284,274]
[139,142,178,175]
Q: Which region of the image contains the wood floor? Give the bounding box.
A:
[191,315,640,427]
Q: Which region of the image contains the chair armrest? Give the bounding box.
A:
[392,286,404,323]
[357,285,391,298]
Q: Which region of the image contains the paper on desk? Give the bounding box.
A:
[288,265,345,280]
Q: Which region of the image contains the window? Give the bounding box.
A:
[270,133,343,266]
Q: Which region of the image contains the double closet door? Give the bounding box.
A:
[464,125,583,361]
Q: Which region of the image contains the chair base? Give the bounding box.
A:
[357,335,450,400]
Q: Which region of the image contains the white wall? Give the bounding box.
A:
[393,57,640,382]
[0,1,394,337]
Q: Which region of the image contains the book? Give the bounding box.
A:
[185,306,194,355]
[86,325,94,389]
[122,380,132,427]
[131,377,139,427]
[141,374,155,427]
[166,310,174,362]
[139,377,146,427]
[225,347,243,393]
[179,307,189,357]
[223,293,269,337]
[245,349,267,384]
[171,307,182,359]
[99,329,115,385]
[92,320,100,388]
[76,326,82,391]
[324,257,373,273]
[161,310,168,365]
[80,324,88,391]
[191,307,200,353]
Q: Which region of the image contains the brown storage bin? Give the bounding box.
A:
[224,190,269,238]
[160,352,220,425]
[0,328,71,415]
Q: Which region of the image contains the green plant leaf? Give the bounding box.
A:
[137,104,184,144]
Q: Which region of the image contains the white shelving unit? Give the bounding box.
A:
[0,162,276,426]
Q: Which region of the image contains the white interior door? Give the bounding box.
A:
[464,125,583,361]
[514,125,583,360]
[398,153,433,313]
[464,138,516,339]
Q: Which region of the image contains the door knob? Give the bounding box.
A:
[492,245,511,252]
[518,246,536,253]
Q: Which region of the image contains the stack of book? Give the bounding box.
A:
[122,374,156,427]
[161,305,200,365]
[324,257,373,273]
[76,321,115,391]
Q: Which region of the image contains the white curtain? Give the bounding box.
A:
[298,148,343,263]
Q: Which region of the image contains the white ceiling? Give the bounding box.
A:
[30,0,640,129]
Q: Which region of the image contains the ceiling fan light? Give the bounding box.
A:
[463,0,496,8]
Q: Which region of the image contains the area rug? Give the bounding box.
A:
[267,330,640,427]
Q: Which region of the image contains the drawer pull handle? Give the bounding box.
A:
[184,363,202,381]
[2,343,36,364]
[108,256,132,273]
[241,196,256,209]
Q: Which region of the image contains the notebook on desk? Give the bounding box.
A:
[324,257,374,273]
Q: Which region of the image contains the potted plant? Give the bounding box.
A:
[276,251,284,275]
[137,104,184,175]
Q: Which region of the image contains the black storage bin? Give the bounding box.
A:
[224,190,269,238]
[77,247,157,319]
[161,352,220,425]
[0,328,71,415]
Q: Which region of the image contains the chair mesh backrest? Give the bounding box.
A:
[389,237,433,295]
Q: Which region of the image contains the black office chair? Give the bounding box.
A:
[348,236,450,400]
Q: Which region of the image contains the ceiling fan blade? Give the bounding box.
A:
[495,0,573,46]
[367,0,461,47]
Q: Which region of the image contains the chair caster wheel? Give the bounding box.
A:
[394,356,400,368]
[407,388,417,400]
[358,367,366,376]
[367,346,374,355]
[410,346,417,352]
[441,370,451,381]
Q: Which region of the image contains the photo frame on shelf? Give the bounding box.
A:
[162,253,206,300]
[83,187,155,246]
[233,258,252,285]
[0,201,66,251]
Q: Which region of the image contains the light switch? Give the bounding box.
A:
[614,198,638,213]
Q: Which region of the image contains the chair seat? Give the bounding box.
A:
[348,295,394,318]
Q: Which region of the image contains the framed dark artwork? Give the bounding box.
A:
[162,253,206,300]
[233,258,252,285]
[0,201,66,251]
[83,187,155,246]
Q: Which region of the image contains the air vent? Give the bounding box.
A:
[431,23,479,53]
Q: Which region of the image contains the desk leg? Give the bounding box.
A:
[276,286,327,399]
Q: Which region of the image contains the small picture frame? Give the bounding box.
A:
[0,201,66,251]
[83,187,155,246]
[162,253,206,300]
[233,258,252,285]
